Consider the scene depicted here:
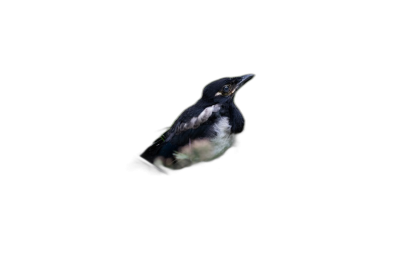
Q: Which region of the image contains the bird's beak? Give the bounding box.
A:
[233,74,255,93]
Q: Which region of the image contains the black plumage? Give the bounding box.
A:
[141,74,254,169]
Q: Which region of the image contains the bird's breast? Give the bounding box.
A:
[167,116,235,170]
[209,116,234,157]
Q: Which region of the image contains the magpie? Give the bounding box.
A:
[140,74,255,169]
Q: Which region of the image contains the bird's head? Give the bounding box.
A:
[201,74,255,103]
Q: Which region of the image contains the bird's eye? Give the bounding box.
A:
[222,85,230,93]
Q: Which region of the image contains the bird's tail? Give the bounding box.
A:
[140,134,166,164]
[139,135,172,175]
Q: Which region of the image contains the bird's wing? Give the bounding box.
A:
[143,104,221,163]
[153,104,221,143]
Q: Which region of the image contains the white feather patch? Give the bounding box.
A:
[212,105,221,112]
[179,104,221,132]
[173,116,234,165]
[209,116,234,157]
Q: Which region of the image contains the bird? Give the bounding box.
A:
[140,74,255,169]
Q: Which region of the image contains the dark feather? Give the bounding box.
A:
[140,74,254,169]
[230,103,245,134]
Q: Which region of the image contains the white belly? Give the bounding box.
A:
[173,117,234,164]
[209,116,234,159]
